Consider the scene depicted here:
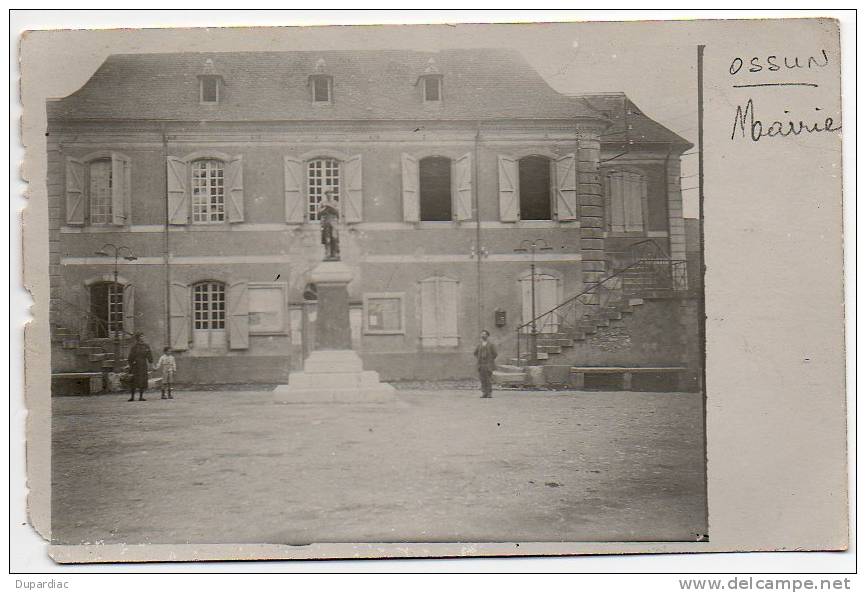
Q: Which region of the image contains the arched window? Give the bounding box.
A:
[89,281,124,338]
[518,156,552,221]
[419,156,452,221]
[605,169,646,232]
[88,159,113,224]
[192,281,226,349]
[307,158,341,221]
[191,159,225,223]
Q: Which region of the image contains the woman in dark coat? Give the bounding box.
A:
[127,332,153,402]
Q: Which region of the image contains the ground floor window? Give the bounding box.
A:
[420,277,459,347]
[364,293,404,334]
[89,281,123,338]
[193,281,226,348]
[520,273,560,333]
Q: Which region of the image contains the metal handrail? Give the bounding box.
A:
[52,297,132,340]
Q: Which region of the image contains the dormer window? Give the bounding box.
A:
[422,76,442,102]
[311,75,332,103]
[199,76,220,104]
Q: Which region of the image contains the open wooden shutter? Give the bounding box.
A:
[228,281,250,350]
[226,155,245,223]
[498,155,519,222]
[453,152,473,221]
[169,282,190,351]
[122,284,135,334]
[166,157,189,225]
[342,154,363,223]
[111,153,131,226]
[437,278,459,346]
[401,153,419,223]
[419,279,437,345]
[65,157,85,225]
[554,153,577,221]
[284,156,304,224]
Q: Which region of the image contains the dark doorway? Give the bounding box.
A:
[519,156,552,220]
[89,282,123,338]
[419,156,452,221]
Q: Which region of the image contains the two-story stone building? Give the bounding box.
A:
[47,49,693,386]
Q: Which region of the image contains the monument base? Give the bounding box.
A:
[273,350,397,404]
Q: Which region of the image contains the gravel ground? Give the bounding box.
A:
[51,388,707,545]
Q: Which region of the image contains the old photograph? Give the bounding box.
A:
[43,28,707,548]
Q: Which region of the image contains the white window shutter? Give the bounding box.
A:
[342,154,363,223]
[554,153,577,221]
[226,155,245,223]
[419,279,438,346]
[438,278,459,345]
[453,152,473,221]
[65,157,85,225]
[228,281,250,350]
[284,156,304,224]
[166,157,189,225]
[110,153,131,226]
[608,172,625,232]
[401,153,419,223]
[498,155,519,222]
[169,282,190,351]
[624,172,645,232]
[122,284,135,334]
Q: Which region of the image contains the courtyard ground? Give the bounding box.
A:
[51,388,707,545]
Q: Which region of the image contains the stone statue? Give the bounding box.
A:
[318,190,341,261]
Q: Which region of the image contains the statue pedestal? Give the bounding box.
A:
[274,261,396,404]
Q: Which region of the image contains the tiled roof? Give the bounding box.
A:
[47,49,689,146]
[579,93,693,148]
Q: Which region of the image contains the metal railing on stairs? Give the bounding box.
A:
[514,239,688,363]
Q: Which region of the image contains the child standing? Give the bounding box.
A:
[154,347,177,399]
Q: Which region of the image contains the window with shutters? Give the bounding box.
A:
[89,281,124,338]
[191,159,225,223]
[605,169,646,233]
[192,281,226,349]
[419,156,452,221]
[88,159,113,224]
[420,277,459,348]
[307,158,340,221]
[364,293,404,335]
[519,155,552,220]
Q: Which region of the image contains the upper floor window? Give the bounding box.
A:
[191,159,225,223]
[519,155,552,221]
[88,159,113,224]
[605,169,646,233]
[421,75,442,102]
[310,75,333,103]
[307,158,340,221]
[199,75,221,104]
[419,156,452,221]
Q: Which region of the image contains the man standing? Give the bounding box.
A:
[127,332,153,402]
[474,329,498,399]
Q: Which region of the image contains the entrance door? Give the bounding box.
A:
[89,282,123,338]
[521,274,560,333]
[192,281,227,349]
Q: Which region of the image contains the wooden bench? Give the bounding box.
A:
[569,366,687,391]
[51,372,104,396]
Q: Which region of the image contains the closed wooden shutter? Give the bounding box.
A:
[111,153,131,226]
[169,282,190,351]
[65,158,85,225]
[401,153,419,223]
[420,277,459,347]
[453,152,473,221]
[166,157,189,225]
[554,154,577,221]
[284,156,304,223]
[228,281,250,350]
[498,155,519,222]
[342,154,363,223]
[226,155,245,223]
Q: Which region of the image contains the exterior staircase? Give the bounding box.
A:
[50,301,130,395]
[495,239,692,390]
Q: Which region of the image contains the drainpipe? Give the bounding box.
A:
[663,144,674,257]
[474,121,483,334]
[162,125,171,349]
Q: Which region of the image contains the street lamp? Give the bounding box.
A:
[94,244,137,372]
[514,238,553,365]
